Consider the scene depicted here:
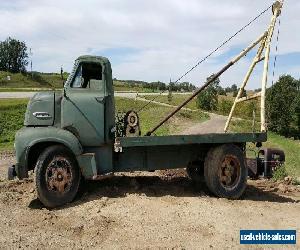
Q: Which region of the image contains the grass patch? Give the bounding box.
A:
[141,94,197,110]
[0,98,29,151]
[265,133,300,178]
[0,71,66,88]
[114,84,158,93]
[229,119,260,133]
[141,94,260,121]
[230,119,300,177]
[272,165,288,181]
[217,96,260,120]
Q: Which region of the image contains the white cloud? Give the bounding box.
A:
[0,0,298,89]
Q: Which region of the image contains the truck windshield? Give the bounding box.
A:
[72,62,104,91]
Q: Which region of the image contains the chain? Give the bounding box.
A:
[271,18,281,86]
[267,14,282,128]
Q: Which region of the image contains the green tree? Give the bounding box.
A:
[266,75,299,136]
[231,84,238,97]
[217,86,226,96]
[232,86,246,98]
[241,88,247,98]
[0,37,28,73]
[196,74,219,111]
[292,92,300,136]
[218,99,233,115]
[254,88,262,93]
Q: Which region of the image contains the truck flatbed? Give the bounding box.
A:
[116,132,267,148]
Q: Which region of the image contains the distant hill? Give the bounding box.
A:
[0,71,67,88]
[0,71,196,92]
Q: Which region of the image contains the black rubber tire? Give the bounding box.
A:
[35,145,81,208]
[186,162,205,183]
[204,144,247,199]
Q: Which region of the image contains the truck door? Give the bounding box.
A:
[62,62,107,146]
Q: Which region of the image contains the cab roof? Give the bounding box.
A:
[76,55,110,65]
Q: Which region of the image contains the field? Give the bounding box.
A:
[113,81,158,92]
[142,94,260,119]
[0,71,66,89]
[0,98,28,150]
[141,94,197,110]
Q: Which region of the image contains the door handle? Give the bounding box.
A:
[95,96,105,103]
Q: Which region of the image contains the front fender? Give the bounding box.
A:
[15,127,83,178]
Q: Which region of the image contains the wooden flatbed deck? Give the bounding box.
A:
[116,132,267,148]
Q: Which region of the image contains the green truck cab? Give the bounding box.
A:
[11,55,268,208]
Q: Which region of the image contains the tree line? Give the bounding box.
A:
[116,79,197,92]
[118,79,248,94]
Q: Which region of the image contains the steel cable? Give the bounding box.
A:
[137,3,273,112]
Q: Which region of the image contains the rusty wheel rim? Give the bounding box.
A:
[45,157,73,194]
[218,155,241,190]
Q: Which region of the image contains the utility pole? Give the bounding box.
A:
[29,48,33,78]
[168,78,173,103]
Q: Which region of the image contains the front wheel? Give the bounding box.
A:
[35,145,81,208]
[204,144,247,199]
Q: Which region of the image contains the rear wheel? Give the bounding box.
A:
[204,144,247,199]
[35,145,81,208]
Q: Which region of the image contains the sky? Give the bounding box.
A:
[0,0,299,89]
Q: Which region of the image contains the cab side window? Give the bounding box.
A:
[71,62,104,92]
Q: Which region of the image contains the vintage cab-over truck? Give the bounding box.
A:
[9,55,273,208]
[8,1,285,208]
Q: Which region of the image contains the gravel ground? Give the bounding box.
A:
[0,152,299,249]
[180,113,227,134]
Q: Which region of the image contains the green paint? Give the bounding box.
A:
[77,153,97,179]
